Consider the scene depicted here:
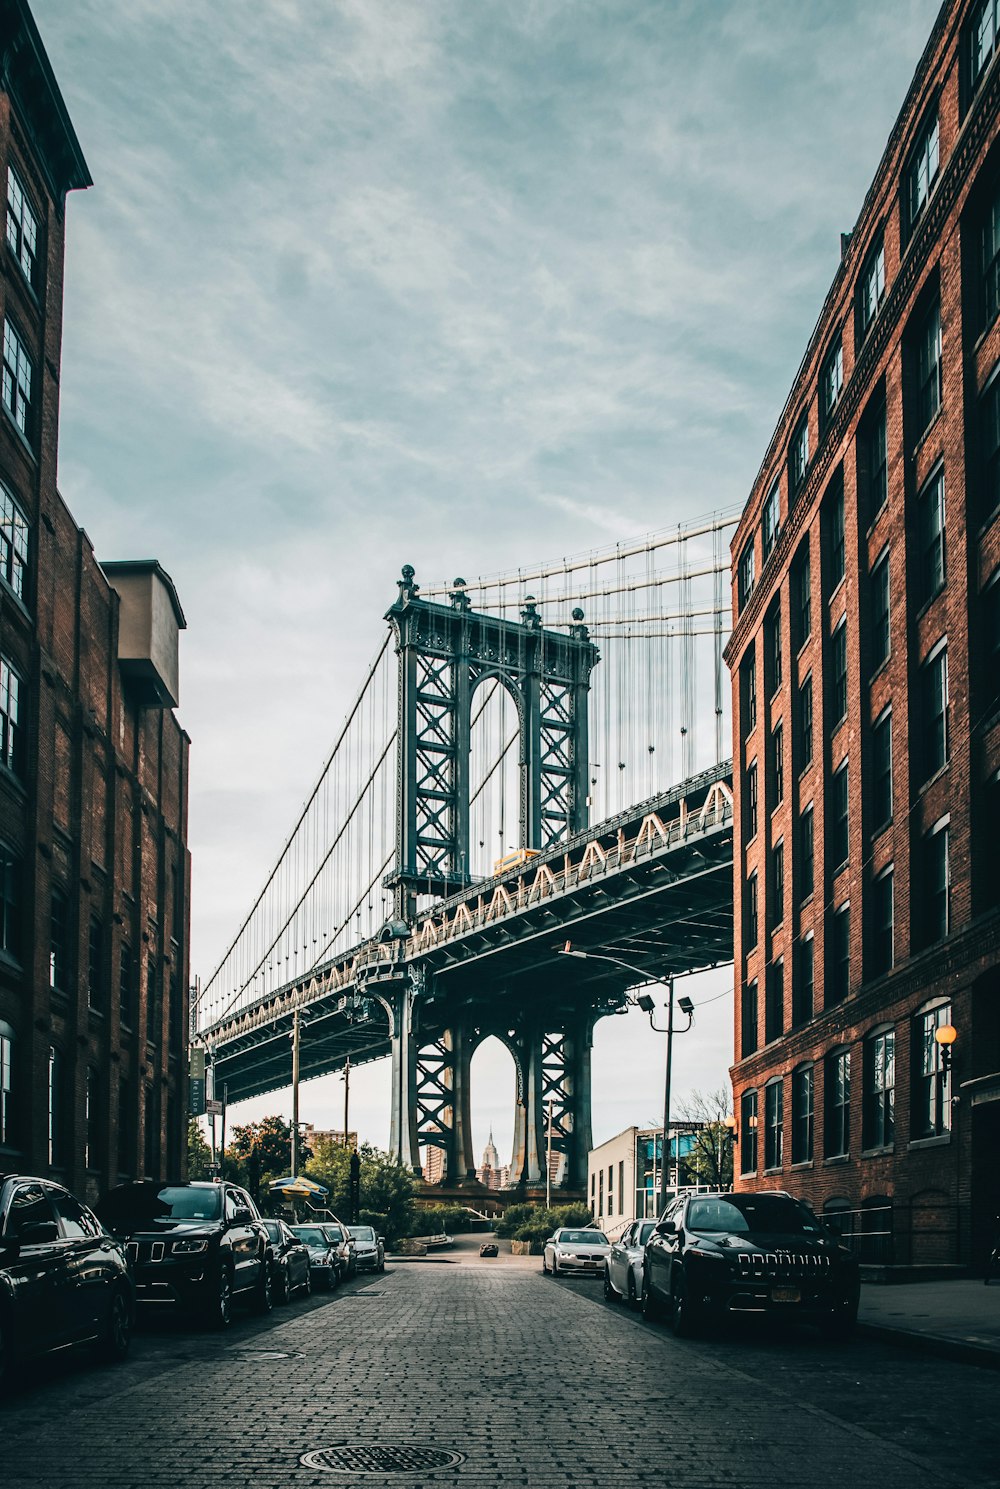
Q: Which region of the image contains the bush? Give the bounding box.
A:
[495,1203,536,1239]
[410,1204,469,1237]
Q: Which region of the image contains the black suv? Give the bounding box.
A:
[642,1190,860,1339]
[96,1181,273,1327]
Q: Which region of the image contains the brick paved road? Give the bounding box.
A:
[2,1264,998,1489]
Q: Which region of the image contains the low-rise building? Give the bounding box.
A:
[587,1124,705,1231]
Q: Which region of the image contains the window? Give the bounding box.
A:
[0,1020,13,1146]
[0,656,22,775]
[740,1089,758,1175]
[972,0,1000,91]
[871,550,890,671]
[917,468,945,605]
[599,1169,604,1215]
[794,934,815,1026]
[745,872,759,951]
[829,759,849,871]
[738,540,755,611]
[820,337,843,428]
[48,1045,66,1166]
[800,804,815,900]
[762,483,781,563]
[618,1160,624,1215]
[86,1067,100,1171]
[5,165,38,288]
[857,236,886,341]
[765,958,784,1043]
[0,483,28,601]
[744,760,758,842]
[913,1004,952,1138]
[0,847,20,962]
[922,819,950,943]
[872,708,892,832]
[919,643,948,783]
[119,942,134,1029]
[169,967,183,1053]
[51,1187,98,1241]
[797,673,813,770]
[827,903,850,1006]
[740,649,756,736]
[793,543,811,649]
[915,298,942,433]
[49,888,70,994]
[830,619,848,725]
[824,477,845,592]
[740,979,758,1057]
[146,956,160,1045]
[764,1080,783,1170]
[983,568,1000,717]
[860,396,889,522]
[791,1066,814,1164]
[88,917,104,1011]
[2,320,33,438]
[907,111,939,231]
[789,413,809,498]
[982,369,1000,521]
[864,1029,895,1149]
[764,602,782,695]
[771,839,784,925]
[871,865,894,977]
[770,722,784,807]
[825,1049,851,1157]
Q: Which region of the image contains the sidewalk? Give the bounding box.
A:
[859,1278,1000,1368]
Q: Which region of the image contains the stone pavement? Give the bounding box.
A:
[3,1260,999,1489]
[858,1276,1000,1365]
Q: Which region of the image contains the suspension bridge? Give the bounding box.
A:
[198,514,739,1194]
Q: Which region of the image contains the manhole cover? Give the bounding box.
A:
[299,1444,465,1474]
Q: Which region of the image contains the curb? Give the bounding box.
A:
[857,1320,1000,1371]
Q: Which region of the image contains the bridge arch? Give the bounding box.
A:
[468,673,523,880]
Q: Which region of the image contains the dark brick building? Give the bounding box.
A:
[726,0,1000,1267]
[0,0,191,1203]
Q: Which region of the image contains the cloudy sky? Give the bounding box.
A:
[34,0,940,1161]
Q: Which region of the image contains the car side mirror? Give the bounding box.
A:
[232,1207,253,1224]
[377,1236,385,1245]
[20,1219,60,1245]
[655,1218,677,1235]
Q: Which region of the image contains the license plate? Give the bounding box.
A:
[771,1286,801,1303]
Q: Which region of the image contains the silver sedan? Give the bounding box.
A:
[604,1219,656,1307]
[542,1227,611,1277]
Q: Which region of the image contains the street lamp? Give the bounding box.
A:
[934,1022,958,1073]
[560,941,695,1216]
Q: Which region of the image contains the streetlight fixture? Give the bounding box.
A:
[560,940,695,1216]
[934,1022,958,1072]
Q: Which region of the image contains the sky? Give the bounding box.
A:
[32,0,942,1165]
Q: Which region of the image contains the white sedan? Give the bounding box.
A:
[542,1227,611,1277]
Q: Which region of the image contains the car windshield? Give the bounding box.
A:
[559,1230,608,1245]
[347,1226,375,1241]
[323,1226,344,1242]
[262,1220,281,1241]
[292,1226,328,1246]
[636,1222,655,1246]
[97,1185,222,1225]
[686,1195,823,1236]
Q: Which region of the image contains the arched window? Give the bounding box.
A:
[912,1000,953,1137]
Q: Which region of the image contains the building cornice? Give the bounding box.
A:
[0,0,91,207]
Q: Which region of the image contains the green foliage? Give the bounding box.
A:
[410,1204,469,1237]
[495,1203,536,1238]
[499,1201,595,1244]
[187,1119,213,1180]
[304,1140,415,1246]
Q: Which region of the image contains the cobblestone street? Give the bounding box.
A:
[3,1261,998,1489]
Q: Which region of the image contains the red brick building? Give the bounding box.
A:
[0,0,191,1202]
[726,0,1000,1268]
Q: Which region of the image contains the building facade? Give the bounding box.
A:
[0,0,191,1204]
[587,1124,705,1232]
[726,0,1000,1266]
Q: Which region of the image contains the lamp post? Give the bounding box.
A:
[560,942,695,1217]
[934,1021,958,1072]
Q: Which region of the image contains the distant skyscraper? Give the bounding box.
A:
[479,1129,501,1188]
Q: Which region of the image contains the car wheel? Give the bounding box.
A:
[214,1264,234,1329]
[252,1258,274,1315]
[641,1272,662,1322]
[551,1258,560,1277]
[301,1268,312,1298]
[541,1254,548,1274]
[603,1267,618,1302]
[669,1270,702,1339]
[627,1272,638,1309]
[98,1285,132,1363]
[276,1265,289,1305]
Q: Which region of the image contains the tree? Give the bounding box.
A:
[227,1116,313,1202]
[187,1119,213,1180]
[304,1140,415,1246]
[674,1085,734,1188]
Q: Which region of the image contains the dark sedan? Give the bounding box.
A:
[96,1180,273,1327]
[642,1190,860,1339]
[0,1174,134,1383]
[261,1219,311,1303]
[289,1224,340,1290]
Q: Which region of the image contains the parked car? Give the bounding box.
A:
[289,1224,341,1289]
[322,1221,356,1280]
[261,1219,311,1303]
[642,1190,861,1339]
[605,1219,656,1306]
[542,1227,611,1277]
[96,1180,273,1327]
[346,1224,385,1271]
[0,1174,134,1382]
[479,1241,499,1258]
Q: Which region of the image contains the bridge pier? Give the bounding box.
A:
[387,982,422,1175]
[509,1013,593,1194]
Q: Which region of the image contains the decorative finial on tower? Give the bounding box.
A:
[397,564,420,604]
[520,594,541,630]
[569,606,589,641]
[450,577,471,612]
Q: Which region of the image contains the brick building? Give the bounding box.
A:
[726,0,1000,1267]
[0,0,191,1203]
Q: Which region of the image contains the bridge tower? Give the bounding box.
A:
[384,567,600,1191]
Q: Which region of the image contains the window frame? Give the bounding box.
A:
[871,863,895,977]
[800,803,815,901]
[0,654,23,777]
[5,163,39,291]
[0,481,29,604]
[764,1078,784,1171]
[919,641,949,784]
[739,1089,758,1175]
[872,706,893,833]
[864,1026,895,1150]
[826,902,850,1007]
[825,1048,851,1158]
[916,465,946,606]
[820,335,844,430]
[871,548,891,672]
[762,482,781,564]
[830,617,848,726]
[1,317,34,442]
[905,108,940,236]
[857,234,886,343]
[922,816,951,944]
[794,932,815,1027]
[791,1064,814,1165]
[829,757,849,873]
[913,1001,952,1139]
[914,296,942,436]
[738,539,756,612]
[789,413,810,500]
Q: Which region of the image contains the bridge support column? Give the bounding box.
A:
[388,983,422,1175]
[565,1016,594,1193]
[444,1023,476,1183]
